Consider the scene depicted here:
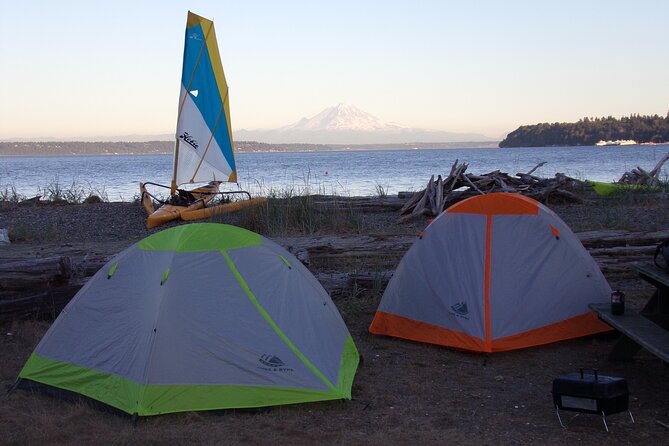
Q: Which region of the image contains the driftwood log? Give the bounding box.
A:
[0,256,72,292]
[0,256,79,321]
[2,229,668,321]
[399,160,586,219]
[618,152,669,186]
[0,252,109,322]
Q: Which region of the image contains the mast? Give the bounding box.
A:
[170,139,180,195]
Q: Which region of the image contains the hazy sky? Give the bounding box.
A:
[1,0,667,140]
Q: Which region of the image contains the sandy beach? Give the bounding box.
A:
[2,192,669,444]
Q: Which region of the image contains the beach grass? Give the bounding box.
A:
[229,192,364,236]
[0,185,25,205]
[374,182,389,198]
[219,173,365,235]
[40,179,109,204]
[0,179,109,207]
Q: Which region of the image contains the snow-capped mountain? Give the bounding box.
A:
[234,104,494,144]
[279,103,404,132]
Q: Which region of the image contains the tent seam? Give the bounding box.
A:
[137,249,179,414]
[221,250,338,394]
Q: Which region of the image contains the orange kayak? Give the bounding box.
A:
[180,198,267,221]
[140,183,265,228]
[140,182,219,229]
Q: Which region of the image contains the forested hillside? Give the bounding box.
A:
[499,114,669,148]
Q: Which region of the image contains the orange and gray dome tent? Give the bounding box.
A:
[17,223,359,417]
[370,192,612,353]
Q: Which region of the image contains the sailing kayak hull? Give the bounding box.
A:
[146,198,266,228]
[146,201,205,228]
[142,182,219,229]
[139,183,155,215]
[180,198,267,221]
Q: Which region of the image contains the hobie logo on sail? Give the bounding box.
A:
[179,132,199,150]
[188,32,202,41]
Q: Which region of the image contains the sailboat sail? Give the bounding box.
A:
[173,11,237,192]
[139,11,265,229]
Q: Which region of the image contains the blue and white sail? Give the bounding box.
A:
[172,11,237,193]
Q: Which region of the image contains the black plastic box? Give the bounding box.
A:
[552,369,629,415]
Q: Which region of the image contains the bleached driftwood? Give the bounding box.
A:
[577,229,669,249]
[525,161,547,176]
[618,152,669,186]
[0,256,72,292]
[400,160,587,218]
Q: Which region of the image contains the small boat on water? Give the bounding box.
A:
[140,11,265,229]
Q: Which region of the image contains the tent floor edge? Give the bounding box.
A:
[15,378,355,418]
[16,379,134,419]
[370,310,488,352]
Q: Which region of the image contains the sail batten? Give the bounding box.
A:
[174,12,236,187]
[191,100,227,183]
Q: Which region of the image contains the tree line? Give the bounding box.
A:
[499,113,669,148]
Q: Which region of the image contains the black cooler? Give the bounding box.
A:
[552,369,628,414]
[552,369,632,431]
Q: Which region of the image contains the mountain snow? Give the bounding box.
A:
[278,103,404,132]
[234,104,495,144]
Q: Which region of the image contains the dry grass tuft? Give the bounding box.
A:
[231,193,364,236]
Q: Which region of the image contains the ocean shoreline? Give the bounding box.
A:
[3,141,668,158]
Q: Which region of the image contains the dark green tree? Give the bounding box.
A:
[499,114,669,147]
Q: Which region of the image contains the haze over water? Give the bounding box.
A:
[2,145,668,202]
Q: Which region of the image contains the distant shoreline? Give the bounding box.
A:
[0,140,500,157]
[0,152,173,157]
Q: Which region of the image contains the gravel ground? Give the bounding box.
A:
[1,192,668,243]
[1,193,669,444]
[1,201,154,243]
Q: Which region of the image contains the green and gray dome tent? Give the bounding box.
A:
[18,223,359,416]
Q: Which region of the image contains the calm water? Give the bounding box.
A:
[1,145,668,202]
